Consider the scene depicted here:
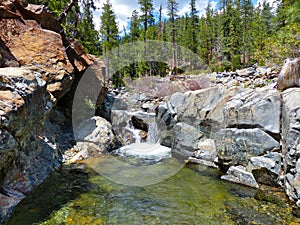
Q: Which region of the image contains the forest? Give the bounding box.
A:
[26,0,300,84]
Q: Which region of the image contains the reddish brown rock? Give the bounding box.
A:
[0,0,96,99]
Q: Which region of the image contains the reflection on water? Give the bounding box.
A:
[6,156,296,225]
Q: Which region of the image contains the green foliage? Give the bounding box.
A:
[77,0,100,55]
[100,0,119,53]
[129,10,140,42]
[138,0,154,41]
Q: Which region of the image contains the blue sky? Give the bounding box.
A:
[93,0,276,32]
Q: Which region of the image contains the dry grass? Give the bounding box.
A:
[125,75,211,98]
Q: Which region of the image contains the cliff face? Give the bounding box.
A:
[0,0,95,222]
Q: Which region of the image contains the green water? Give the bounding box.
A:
[6,157,296,225]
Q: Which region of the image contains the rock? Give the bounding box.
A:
[75,116,119,153]
[131,112,155,131]
[119,128,136,145]
[278,58,300,90]
[195,139,217,161]
[248,152,282,186]
[141,103,150,111]
[0,1,98,222]
[0,129,18,182]
[221,165,259,188]
[112,98,128,110]
[282,88,300,168]
[0,39,19,67]
[169,92,185,110]
[139,130,148,140]
[110,110,133,145]
[224,88,281,134]
[186,157,218,168]
[176,86,242,133]
[66,149,89,164]
[171,122,204,157]
[282,88,300,203]
[215,128,280,170]
[236,68,255,77]
[0,193,23,224]
[0,18,74,99]
[155,101,177,129]
[0,1,95,100]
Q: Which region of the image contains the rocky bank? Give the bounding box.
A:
[0,0,96,223]
[101,58,300,208]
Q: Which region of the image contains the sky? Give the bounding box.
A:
[92,0,277,33]
[93,0,217,32]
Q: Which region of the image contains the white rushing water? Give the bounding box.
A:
[116,142,171,160]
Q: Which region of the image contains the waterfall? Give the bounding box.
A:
[146,122,159,144]
[113,114,171,162]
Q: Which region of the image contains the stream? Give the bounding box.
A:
[5,108,299,224]
[6,154,297,225]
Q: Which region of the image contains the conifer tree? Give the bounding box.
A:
[77,0,100,55]
[188,0,198,53]
[129,10,140,42]
[138,0,154,41]
[240,0,254,66]
[167,0,179,72]
[100,0,119,53]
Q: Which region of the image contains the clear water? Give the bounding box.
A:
[6,155,297,225]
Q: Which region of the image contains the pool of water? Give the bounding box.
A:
[6,155,297,225]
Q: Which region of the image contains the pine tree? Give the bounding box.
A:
[100,0,119,83]
[204,1,214,66]
[129,10,140,42]
[221,0,241,70]
[188,0,198,53]
[77,0,100,55]
[138,0,154,41]
[167,0,179,72]
[100,0,119,53]
[240,0,254,66]
[158,4,163,42]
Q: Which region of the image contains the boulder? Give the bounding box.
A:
[221,165,259,189]
[278,58,300,90]
[171,122,204,157]
[155,101,177,129]
[282,88,300,168]
[0,193,23,224]
[130,112,156,131]
[248,152,282,186]
[224,88,281,135]
[0,1,97,222]
[215,128,280,171]
[195,139,217,161]
[281,88,300,202]
[176,86,242,133]
[0,1,95,100]
[75,116,119,154]
[0,18,73,99]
